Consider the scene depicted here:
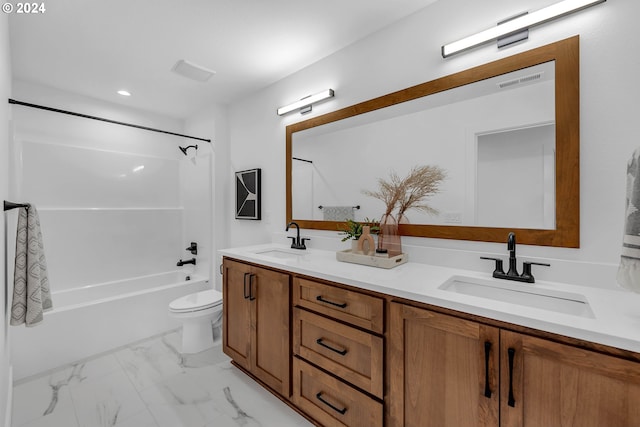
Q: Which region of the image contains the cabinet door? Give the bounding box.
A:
[222,259,252,370]
[501,330,640,427]
[389,303,499,427]
[251,265,291,397]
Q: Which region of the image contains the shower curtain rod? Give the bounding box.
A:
[8,99,211,143]
[292,157,313,163]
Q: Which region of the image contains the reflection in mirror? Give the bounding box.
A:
[476,124,555,229]
[286,37,579,247]
[292,61,555,228]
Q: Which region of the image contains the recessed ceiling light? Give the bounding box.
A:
[117,90,131,96]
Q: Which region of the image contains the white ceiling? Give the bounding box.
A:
[8,0,438,119]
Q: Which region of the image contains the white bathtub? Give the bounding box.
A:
[10,271,209,381]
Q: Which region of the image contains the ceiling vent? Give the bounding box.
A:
[171,60,216,82]
[497,71,543,89]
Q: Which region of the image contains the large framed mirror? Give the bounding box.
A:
[286,36,579,247]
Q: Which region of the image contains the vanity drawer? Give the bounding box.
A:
[294,308,384,398]
[293,277,384,333]
[292,357,383,427]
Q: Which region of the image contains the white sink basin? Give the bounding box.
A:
[439,276,595,318]
[252,248,306,260]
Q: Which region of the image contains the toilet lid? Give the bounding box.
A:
[169,289,223,313]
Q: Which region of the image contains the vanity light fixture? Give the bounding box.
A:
[277,89,335,116]
[441,0,605,57]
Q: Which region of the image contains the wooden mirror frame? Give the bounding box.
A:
[286,36,579,247]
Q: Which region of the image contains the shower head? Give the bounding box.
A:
[179,144,198,156]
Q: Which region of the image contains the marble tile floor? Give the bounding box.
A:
[12,331,314,427]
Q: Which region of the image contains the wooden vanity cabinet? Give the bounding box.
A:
[222,258,291,397]
[501,330,640,427]
[292,277,385,427]
[389,302,500,427]
[390,302,640,427]
[222,256,640,427]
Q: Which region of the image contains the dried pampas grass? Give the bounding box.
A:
[363,165,446,219]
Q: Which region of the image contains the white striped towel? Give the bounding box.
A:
[11,205,52,326]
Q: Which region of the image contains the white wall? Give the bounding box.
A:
[0,12,12,427]
[226,0,639,290]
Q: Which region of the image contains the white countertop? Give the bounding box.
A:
[219,243,640,354]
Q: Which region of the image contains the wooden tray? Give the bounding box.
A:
[336,249,408,269]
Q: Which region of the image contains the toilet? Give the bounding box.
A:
[169,289,223,354]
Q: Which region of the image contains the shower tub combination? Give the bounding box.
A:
[11,272,209,381]
[9,105,214,382]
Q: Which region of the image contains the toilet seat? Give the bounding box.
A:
[169,289,222,313]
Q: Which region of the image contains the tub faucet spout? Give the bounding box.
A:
[177,258,196,266]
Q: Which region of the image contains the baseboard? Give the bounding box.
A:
[4,365,12,427]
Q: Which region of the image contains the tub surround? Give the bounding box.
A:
[220,244,640,354]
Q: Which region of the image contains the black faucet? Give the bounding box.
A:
[177,258,196,266]
[481,232,550,283]
[186,242,198,255]
[286,221,309,250]
[507,232,518,277]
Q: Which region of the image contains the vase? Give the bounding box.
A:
[357,225,376,255]
[351,239,360,253]
[378,214,402,256]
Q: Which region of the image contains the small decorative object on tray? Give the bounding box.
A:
[336,249,408,269]
[356,225,376,255]
[337,218,380,253]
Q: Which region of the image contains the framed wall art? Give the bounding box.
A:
[235,168,261,220]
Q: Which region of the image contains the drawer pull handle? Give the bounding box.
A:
[508,347,516,407]
[316,338,348,356]
[243,273,250,299]
[484,341,492,398]
[316,392,347,415]
[248,274,256,301]
[316,295,348,308]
